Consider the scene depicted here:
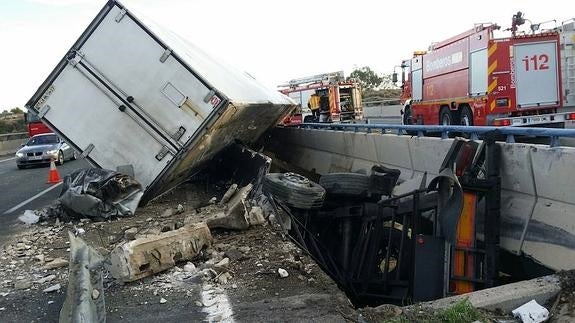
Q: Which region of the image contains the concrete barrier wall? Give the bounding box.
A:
[0,138,27,156]
[363,105,402,124]
[270,127,575,270]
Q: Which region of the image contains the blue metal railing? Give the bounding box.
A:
[292,123,575,148]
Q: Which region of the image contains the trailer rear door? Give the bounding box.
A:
[514,41,560,108]
[30,3,221,189]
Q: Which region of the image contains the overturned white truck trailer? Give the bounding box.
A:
[25,1,295,204]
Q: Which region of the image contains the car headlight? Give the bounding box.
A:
[16,152,24,158]
[46,149,58,155]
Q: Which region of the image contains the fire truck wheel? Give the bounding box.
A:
[319,173,370,197]
[460,107,473,126]
[263,173,325,210]
[439,107,452,126]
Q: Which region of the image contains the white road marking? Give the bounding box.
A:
[3,183,62,215]
[0,157,17,163]
[201,283,235,322]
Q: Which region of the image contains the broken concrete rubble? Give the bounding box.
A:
[278,268,289,278]
[124,227,138,240]
[0,173,358,322]
[109,222,213,282]
[43,283,61,293]
[44,257,68,270]
[206,184,253,230]
[219,184,238,205]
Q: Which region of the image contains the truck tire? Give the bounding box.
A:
[319,173,370,197]
[263,173,325,209]
[439,107,452,126]
[460,106,473,126]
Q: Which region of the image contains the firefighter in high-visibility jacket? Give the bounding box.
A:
[307,94,320,121]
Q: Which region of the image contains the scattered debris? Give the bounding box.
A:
[206,184,253,230]
[18,210,40,224]
[217,272,232,284]
[124,227,138,240]
[44,257,69,270]
[278,268,289,278]
[512,300,549,323]
[219,184,238,205]
[43,283,61,293]
[214,258,230,269]
[74,227,85,236]
[14,280,32,290]
[183,262,198,274]
[160,297,167,304]
[60,232,106,323]
[161,208,173,218]
[109,223,213,282]
[176,204,184,214]
[36,274,56,284]
[247,206,265,226]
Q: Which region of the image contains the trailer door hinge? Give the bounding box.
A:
[81,143,95,158]
[159,49,172,63]
[171,126,186,141]
[155,146,170,161]
[67,51,83,67]
[115,9,127,22]
[38,105,51,118]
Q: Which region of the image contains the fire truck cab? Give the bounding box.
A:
[398,13,574,127]
[278,71,363,124]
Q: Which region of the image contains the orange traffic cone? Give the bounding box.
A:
[47,159,62,184]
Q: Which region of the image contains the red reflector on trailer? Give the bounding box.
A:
[567,113,575,120]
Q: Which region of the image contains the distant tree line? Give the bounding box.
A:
[0,107,26,134]
[348,66,401,103]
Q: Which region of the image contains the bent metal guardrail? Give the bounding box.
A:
[294,123,575,147]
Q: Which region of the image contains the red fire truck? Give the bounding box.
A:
[397,12,575,127]
[278,71,363,124]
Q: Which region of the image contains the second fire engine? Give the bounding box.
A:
[397,13,575,127]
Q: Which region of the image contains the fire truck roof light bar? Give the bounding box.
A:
[294,123,575,148]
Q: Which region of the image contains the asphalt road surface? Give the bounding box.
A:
[0,155,90,244]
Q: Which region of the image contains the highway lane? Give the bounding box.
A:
[0,156,90,231]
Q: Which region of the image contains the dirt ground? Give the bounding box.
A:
[3,177,575,323]
[0,182,356,322]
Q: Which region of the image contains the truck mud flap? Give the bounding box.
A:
[428,168,464,243]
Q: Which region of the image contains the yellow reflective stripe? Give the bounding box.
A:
[488,42,497,56]
[488,61,498,75]
[488,79,498,93]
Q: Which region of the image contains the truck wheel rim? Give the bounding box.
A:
[282,172,311,188]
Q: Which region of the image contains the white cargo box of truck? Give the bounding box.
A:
[25,0,295,204]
